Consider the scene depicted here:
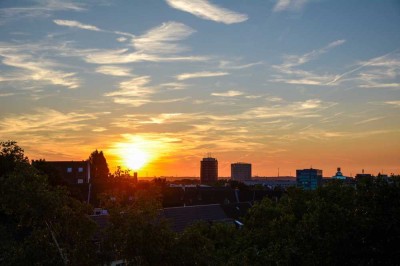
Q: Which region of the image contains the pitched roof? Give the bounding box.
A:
[162,204,233,232]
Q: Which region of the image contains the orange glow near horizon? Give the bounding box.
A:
[108,134,173,172]
[123,146,149,171]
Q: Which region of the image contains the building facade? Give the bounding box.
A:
[41,160,91,184]
[231,162,252,181]
[296,168,322,190]
[200,157,218,184]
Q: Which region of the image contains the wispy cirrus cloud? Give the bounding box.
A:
[241,99,334,120]
[160,82,189,90]
[85,49,208,64]
[165,0,248,24]
[53,19,135,37]
[53,19,101,31]
[133,21,195,54]
[105,98,340,158]
[139,113,185,124]
[219,60,263,70]
[385,101,400,107]
[280,127,398,143]
[0,108,97,135]
[95,65,133,76]
[0,44,80,89]
[273,0,311,12]
[117,37,127,42]
[330,51,400,88]
[84,21,208,64]
[176,71,229,80]
[39,0,85,11]
[271,40,346,85]
[280,40,345,69]
[0,92,15,97]
[104,76,155,107]
[211,90,243,97]
[354,116,384,125]
[331,49,400,88]
[0,0,85,24]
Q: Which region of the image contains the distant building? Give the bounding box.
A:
[200,157,218,184]
[296,168,322,190]
[42,160,90,185]
[332,167,346,180]
[244,179,296,189]
[355,169,373,181]
[231,162,252,181]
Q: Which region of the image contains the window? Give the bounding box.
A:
[77,179,83,184]
[78,167,83,172]
[67,167,72,173]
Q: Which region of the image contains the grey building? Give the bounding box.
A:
[231,162,252,181]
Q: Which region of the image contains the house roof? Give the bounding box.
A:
[161,204,233,232]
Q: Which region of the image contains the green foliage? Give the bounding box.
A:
[228,180,400,265]
[3,142,400,265]
[170,222,238,266]
[99,191,174,265]
[0,141,98,265]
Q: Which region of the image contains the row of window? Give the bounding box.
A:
[67,167,84,173]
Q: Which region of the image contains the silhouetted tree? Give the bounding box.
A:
[0,141,99,265]
[99,190,174,265]
[89,149,109,181]
[32,159,64,186]
[0,140,29,177]
[228,180,400,265]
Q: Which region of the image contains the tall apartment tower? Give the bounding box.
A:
[296,168,323,190]
[231,162,252,181]
[200,157,218,184]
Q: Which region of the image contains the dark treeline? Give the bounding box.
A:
[1,141,400,265]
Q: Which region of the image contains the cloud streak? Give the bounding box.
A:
[0,0,85,25]
[104,76,155,107]
[176,71,229,80]
[271,40,346,85]
[82,21,208,64]
[0,108,97,135]
[95,65,133,76]
[273,0,311,12]
[211,90,243,97]
[53,19,101,31]
[166,0,248,24]
[329,50,400,88]
[0,44,80,89]
[133,21,195,54]
[385,101,400,107]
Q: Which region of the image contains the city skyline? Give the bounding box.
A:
[1,0,400,177]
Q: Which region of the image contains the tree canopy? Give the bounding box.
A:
[89,149,109,181]
[2,141,400,265]
[0,141,98,265]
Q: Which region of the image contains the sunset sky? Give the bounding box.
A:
[1,0,399,178]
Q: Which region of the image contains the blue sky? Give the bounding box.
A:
[0,0,399,177]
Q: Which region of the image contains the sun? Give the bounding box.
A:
[123,146,149,170]
[110,134,171,173]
